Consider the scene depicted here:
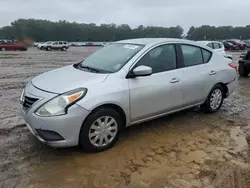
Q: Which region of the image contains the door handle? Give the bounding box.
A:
[170,78,180,83]
[209,70,216,75]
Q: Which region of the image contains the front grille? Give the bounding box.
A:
[23,96,39,110]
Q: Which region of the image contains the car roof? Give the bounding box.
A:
[115,38,190,46]
[197,41,222,45]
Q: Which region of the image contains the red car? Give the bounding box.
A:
[226,40,247,50]
[0,40,27,51]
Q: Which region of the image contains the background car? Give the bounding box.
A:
[39,41,69,51]
[21,38,237,152]
[242,40,250,48]
[37,41,52,50]
[197,41,232,59]
[226,39,247,50]
[222,41,239,51]
[0,40,27,51]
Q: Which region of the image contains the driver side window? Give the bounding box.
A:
[135,44,177,74]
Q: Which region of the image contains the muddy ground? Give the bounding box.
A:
[0,48,250,188]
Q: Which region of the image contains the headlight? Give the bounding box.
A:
[35,88,87,117]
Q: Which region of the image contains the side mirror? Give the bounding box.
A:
[132,65,152,77]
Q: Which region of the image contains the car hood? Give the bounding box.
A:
[32,65,109,94]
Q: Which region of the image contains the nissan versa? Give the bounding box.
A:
[21,38,237,152]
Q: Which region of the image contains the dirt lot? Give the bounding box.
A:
[0,47,250,188]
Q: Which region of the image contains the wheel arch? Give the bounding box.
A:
[214,82,229,98]
[84,103,127,128]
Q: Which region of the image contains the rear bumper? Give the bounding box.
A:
[226,79,237,97]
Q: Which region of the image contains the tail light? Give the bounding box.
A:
[229,63,238,71]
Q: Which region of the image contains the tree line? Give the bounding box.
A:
[0,19,183,42]
[187,25,250,40]
[0,19,249,42]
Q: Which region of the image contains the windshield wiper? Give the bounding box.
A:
[80,65,100,73]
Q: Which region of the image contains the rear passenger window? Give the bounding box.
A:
[59,42,63,45]
[206,43,213,49]
[213,43,220,49]
[218,43,223,48]
[63,42,67,44]
[202,49,212,63]
[181,45,204,67]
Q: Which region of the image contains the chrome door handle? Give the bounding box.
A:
[170,78,180,83]
[209,70,216,75]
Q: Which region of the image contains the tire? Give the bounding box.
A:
[46,46,52,51]
[201,84,224,113]
[79,108,123,152]
[239,63,249,77]
[61,47,67,51]
[1,47,6,51]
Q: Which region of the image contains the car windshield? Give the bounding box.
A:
[46,41,52,44]
[80,43,144,73]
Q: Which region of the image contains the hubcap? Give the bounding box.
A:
[1,48,6,51]
[210,89,222,110]
[88,116,118,147]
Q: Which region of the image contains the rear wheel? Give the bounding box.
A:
[61,46,67,51]
[1,47,6,51]
[201,84,224,113]
[239,63,249,77]
[79,108,122,152]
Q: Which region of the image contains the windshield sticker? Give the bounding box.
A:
[123,45,139,50]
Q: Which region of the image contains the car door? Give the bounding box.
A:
[52,42,58,49]
[129,44,183,122]
[58,42,63,49]
[178,44,216,107]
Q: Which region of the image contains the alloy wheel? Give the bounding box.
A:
[210,89,222,110]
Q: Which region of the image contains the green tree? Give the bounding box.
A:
[0,19,184,41]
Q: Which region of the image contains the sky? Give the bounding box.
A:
[0,0,250,31]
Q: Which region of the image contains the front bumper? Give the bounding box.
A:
[21,82,90,147]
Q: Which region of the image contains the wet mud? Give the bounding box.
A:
[0,48,250,188]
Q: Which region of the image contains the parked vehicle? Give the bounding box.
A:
[242,40,250,48]
[0,39,14,43]
[197,41,232,59]
[0,40,27,51]
[37,41,51,49]
[238,50,250,77]
[21,38,237,152]
[222,41,239,51]
[226,39,247,50]
[33,42,39,47]
[39,41,69,51]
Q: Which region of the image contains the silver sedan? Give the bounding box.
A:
[21,38,237,152]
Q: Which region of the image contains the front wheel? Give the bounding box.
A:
[1,47,6,51]
[79,108,122,152]
[201,84,224,113]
